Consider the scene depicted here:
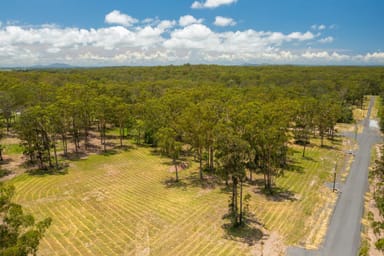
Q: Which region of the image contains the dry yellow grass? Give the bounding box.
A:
[5,125,354,255]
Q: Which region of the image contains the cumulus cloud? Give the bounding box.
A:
[179,15,203,27]
[0,11,382,66]
[214,16,236,27]
[362,52,384,62]
[105,10,138,27]
[318,36,334,44]
[191,0,238,9]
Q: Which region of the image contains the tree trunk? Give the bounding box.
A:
[103,124,107,152]
[137,128,141,144]
[209,146,214,170]
[37,150,44,169]
[84,127,88,150]
[62,134,68,156]
[100,121,104,145]
[53,142,59,169]
[302,143,306,157]
[233,177,238,223]
[0,147,3,161]
[231,177,237,213]
[199,149,203,180]
[119,124,123,147]
[263,172,267,190]
[239,179,243,225]
[174,158,179,182]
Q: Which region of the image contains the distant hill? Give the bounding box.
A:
[30,63,75,69]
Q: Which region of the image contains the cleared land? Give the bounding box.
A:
[3,130,348,255]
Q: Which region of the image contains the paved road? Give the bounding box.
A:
[287,96,382,256]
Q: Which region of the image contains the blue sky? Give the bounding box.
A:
[0,0,383,66]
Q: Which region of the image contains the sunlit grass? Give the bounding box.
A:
[6,130,349,255]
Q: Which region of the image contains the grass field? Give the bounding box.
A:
[5,130,347,256]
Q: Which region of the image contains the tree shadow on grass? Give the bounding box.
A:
[0,168,11,178]
[320,144,337,150]
[63,152,88,161]
[251,182,297,202]
[0,158,13,166]
[27,165,69,176]
[117,144,135,151]
[222,217,264,246]
[100,149,118,156]
[185,172,221,189]
[284,160,305,174]
[263,187,298,202]
[162,177,188,190]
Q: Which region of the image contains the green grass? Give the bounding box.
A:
[3,143,23,155]
[6,135,345,255]
[9,148,250,255]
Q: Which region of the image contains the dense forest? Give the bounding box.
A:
[0,65,384,232]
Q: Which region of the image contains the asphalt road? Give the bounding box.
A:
[287,96,382,256]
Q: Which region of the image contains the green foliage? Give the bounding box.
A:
[0,183,52,255]
[338,103,354,123]
[0,169,10,178]
[359,239,369,256]
[0,65,383,252]
[376,238,384,251]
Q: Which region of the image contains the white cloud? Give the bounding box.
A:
[214,16,236,27]
[362,52,384,62]
[0,13,382,66]
[157,20,177,31]
[318,24,326,30]
[191,0,238,9]
[287,31,314,41]
[311,24,326,30]
[105,10,138,27]
[179,15,203,27]
[318,36,334,44]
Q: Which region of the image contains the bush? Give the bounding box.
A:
[375,238,384,251]
[0,168,10,178]
[359,239,369,256]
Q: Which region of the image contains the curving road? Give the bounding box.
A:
[287,96,382,256]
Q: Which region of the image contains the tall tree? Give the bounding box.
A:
[216,125,249,226]
[0,91,15,132]
[293,98,316,157]
[156,127,182,182]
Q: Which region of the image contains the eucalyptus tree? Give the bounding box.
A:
[16,106,52,169]
[113,102,132,147]
[0,183,52,255]
[293,98,316,157]
[0,91,15,132]
[57,83,96,152]
[314,95,341,146]
[179,103,206,180]
[94,95,117,151]
[156,127,183,182]
[254,102,291,192]
[216,123,249,226]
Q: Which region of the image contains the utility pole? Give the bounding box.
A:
[333,162,338,192]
